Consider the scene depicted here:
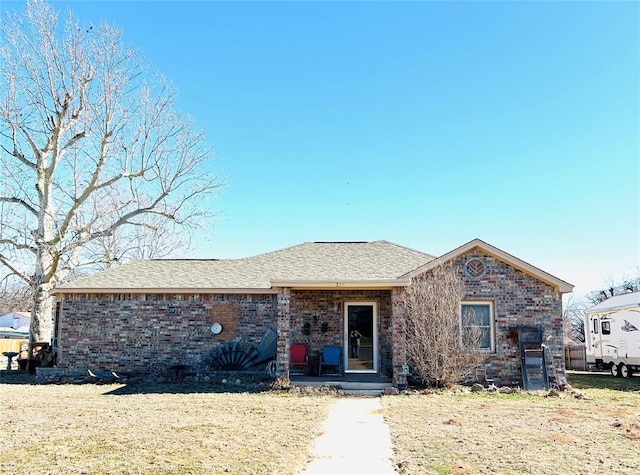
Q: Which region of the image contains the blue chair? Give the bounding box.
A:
[318,345,341,376]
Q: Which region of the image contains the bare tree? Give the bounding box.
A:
[0,1,222,345]
[78,215,190,272]
[404,264,485,387]
[562,295,587,343]
[0,278,32,315]
[585,270,640,305]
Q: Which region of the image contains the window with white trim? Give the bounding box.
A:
[460,302,494,351]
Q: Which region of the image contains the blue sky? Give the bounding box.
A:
[5,0,639,298]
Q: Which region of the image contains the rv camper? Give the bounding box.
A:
[584,291,640,378]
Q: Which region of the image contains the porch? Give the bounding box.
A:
[277,287,408,387]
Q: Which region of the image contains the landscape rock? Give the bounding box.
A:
[560,382,574,392]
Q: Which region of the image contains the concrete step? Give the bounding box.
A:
[342,389,385,397]
[290,375,393,396]
[339,382,393,390]
[340,382,392,397]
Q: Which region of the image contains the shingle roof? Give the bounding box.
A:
[56,241,435,293]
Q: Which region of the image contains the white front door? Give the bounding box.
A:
[344,302,377,373]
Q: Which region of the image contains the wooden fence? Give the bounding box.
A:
[564,345,587,371]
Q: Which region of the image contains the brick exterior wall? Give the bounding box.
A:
[452,250,565,386]
[391,288,407,386]
[56,251,564,387]
[57,293,277,376]
[287,289,394,377]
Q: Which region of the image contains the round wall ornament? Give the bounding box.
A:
[211,323,223,335]
[465,258,486,278]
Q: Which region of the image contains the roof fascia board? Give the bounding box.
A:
[53,287,279,295]
[404,238,574,294]
[270,279,411,289]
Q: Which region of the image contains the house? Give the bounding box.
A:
[51,239,573,387]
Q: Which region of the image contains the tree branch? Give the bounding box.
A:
[0,254,31,284]
[0,196,38,216]
[0,239,37,253]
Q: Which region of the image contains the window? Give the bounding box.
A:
[461,302,494,351]
[601,321,611,335]
[592,318,598,334]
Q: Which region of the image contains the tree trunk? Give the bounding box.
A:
[30,279,54,345]
[31,168,56,345]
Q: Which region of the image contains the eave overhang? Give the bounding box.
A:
[270,279,411,290]
[52,287,279,295]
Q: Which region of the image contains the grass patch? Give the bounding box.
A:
[568,370,640,391]
[0,383,335,474]
[384,373,640,475]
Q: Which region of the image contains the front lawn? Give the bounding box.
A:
[0,382,334,474]
[383,372,640,474]
[3,372,639,475]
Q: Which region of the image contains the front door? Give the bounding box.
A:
[344,302,377,373]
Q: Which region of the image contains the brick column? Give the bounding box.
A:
[276,287,291,379]
[391,287,407,388]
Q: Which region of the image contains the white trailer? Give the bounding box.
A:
[585,291,640,378]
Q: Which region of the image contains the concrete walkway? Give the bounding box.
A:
[302,398,397,474]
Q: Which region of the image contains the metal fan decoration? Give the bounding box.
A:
[208,329,277,371]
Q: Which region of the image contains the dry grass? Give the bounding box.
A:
[0,382,335,474]
[383,373,640,475]
[3,371,639,475]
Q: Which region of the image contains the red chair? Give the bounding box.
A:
[289,344,307,375]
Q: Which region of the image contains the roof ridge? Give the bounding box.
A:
[374,240,436,259]
[237,241,315,261]
[151,259,222,262]
[312,241,368,244]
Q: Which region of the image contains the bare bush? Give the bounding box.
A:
[404,264,485,387]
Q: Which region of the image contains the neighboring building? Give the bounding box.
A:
[51,239,573,387]
[0,311,30,337]
[0,311,30,368]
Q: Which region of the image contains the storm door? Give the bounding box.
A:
[344,302,377,373]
